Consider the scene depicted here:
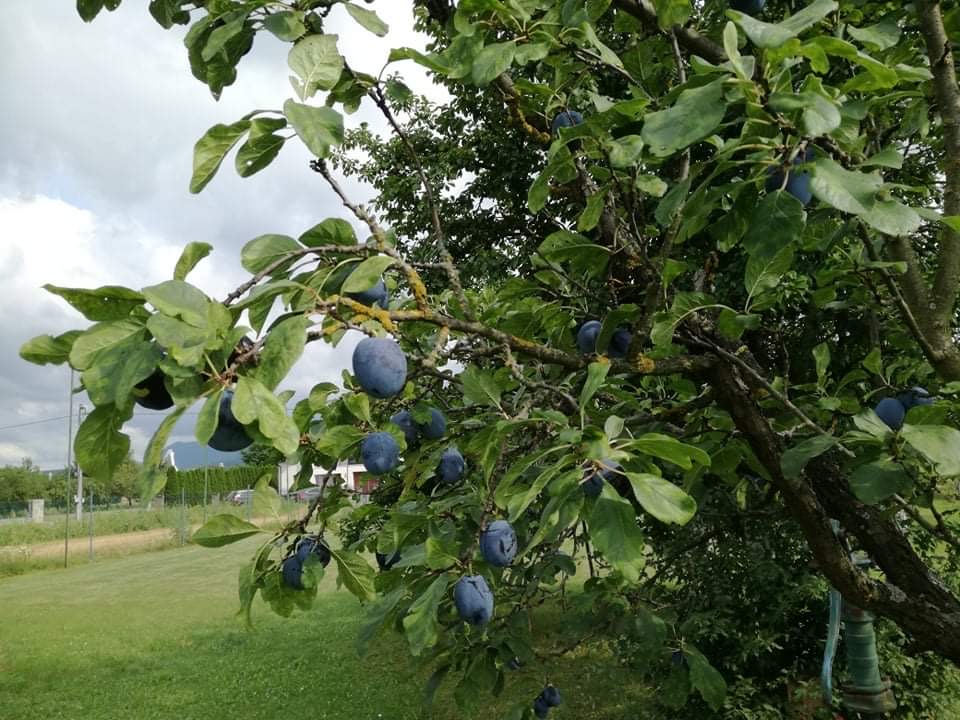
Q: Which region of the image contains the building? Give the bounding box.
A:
[276,459,377,500]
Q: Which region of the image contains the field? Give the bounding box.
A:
[0,538,649,720]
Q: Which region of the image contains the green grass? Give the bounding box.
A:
[0,539,649,720]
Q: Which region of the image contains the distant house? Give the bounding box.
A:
[277,459,377,500]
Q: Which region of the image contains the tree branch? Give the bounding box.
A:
[611,0,726,66]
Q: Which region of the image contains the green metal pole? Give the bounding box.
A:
[840,603,896,715]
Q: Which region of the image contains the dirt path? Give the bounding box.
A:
[0,515,286,562]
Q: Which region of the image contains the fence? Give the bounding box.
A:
[0,487,303,575]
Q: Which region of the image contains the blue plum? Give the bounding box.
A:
[897,386,934,410]
[361,432,400,475]
[507,657,522,671]
[874,397,906,431]
[765,148,815,206]
[533,697,551,719]
[576,320,601,354]
[416,407,447,440]
[730,0,765,13]
[352,337,407,398]
[390,410,419,446]
[296,536,331,566]
[281,555,305,589]
[208,390,253,452]
[134,369,174,410]
[608,327,632,359]
[454,574,494,625]
[582,458,620,498]
[480,520,518,567]
[550,109,583,134]
[541,686,562,707]
[347,277,389,309]
[376,550,401,571]
[437,447,466,484]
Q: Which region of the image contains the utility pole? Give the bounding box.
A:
[75,404,86,522]
[63,370,74,569]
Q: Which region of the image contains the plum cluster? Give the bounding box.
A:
[281,535,331,590]
[873,386,934,431]
[533,685,562,718]
[576,320,632,357]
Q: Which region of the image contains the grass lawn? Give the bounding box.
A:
[0,539,649,720]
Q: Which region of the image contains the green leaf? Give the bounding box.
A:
[768,91,841,137]
[686,647,727,711]
[642,79,727,157]
[627,433,710,469]
[653,0,691,29]
[253,474,282,521]
[43,284,145,321]
[19,331,81,366]
[626,472,697,525]
[142,280,211,327]
[847,16,901,51]
[849,458,912,504]
[140,405,188,502]
[314,425,365,458]
[300,218,358,247]
[342,256,394,293]
[588,486,646,582]
[240,234,302,274]
[579,361,610,409]
[331,549,376,601]
[202,13,247,62]
[357,586,405,656]
[780,435,837,479]
[606,135,644,169]
[403,574,450,656]
[74,404,131,483]
[742,191,805,259]
[232,376,300,457]
[69,319,145,370]
[77,0,106,22]
[730,0,838,48]
[190,120,250,193]
[288,34,344,100]
[173,242,213,281]
[253,315,309,391]
[84,338,161,406]
[235,118,287,178]
[283,99,344,158]
[900,425,960,477]
[146,314,208,367]
[860,147,903,170]
[852,409,892,440]
[472,41,516,86]
[745,246,794,302]
[263,10,305,41]
[344,4,389,37]
[195,388,224,445]
[342,393,372,424]
[192,514,264,547]
[461,366,503,408]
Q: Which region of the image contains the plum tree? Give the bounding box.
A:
[133,369,174,410]
[453,574,493,626]
[29,1,960,717]
[436,447,465,484]
[479,519,517,567]
[352,337,407,398]
[361,432,400,476]
[874,397,906,431]
[208,391,252,452]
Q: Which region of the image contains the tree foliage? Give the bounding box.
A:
[22,0,960,715]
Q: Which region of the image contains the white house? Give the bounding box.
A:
[276,458,375,497]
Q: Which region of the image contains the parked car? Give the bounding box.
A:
[295,486,325,503]
[225,489,254,506]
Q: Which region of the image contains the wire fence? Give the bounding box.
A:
[0,490,308,575]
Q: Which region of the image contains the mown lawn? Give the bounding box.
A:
[0,539,649,720]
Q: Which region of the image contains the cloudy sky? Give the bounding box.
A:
[0,2,442,469]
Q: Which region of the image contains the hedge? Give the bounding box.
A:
[164,465,276,498]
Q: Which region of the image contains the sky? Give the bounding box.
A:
[0,2,442,470]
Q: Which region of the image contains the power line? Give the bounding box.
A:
[0,411,200,433]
